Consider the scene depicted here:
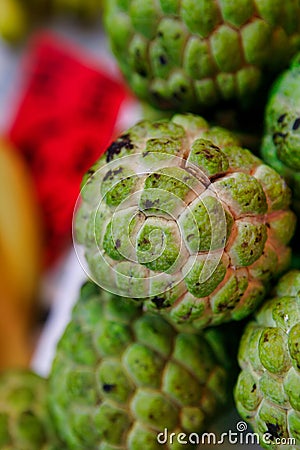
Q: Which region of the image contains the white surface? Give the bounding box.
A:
[31,247,87,376]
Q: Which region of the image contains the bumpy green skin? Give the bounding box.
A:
[49,281,230,449]
[0,370,61,450]
[104,0,300,113]
[261,53,300,215]
[235,270,300,449]
[75,114,296,328]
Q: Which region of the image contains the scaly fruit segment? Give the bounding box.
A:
[75,114,296,329]
[235,270,300,449]
[261,52,300,216]
[104,0,300,112]
[0,369,62,449]
[49,281,231,449]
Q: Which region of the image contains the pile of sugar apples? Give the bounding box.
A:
[1,1,300,449]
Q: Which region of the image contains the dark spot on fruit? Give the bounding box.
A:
[180,85,187,93]
[143,199,160,209]
[242,242,248,248]
[103,167,123,182]
[138,237,150,247]
[151,297,166,309]
[152,90,162,99]
[106,134,134,162]
[159,55,167,65]
[87,167,95,177]
[115,239,121,248]
[250,250,253,256]
[277,113,287,123]
[103,384,115,393]
[85,167,96,183]
[263,334,269,343]
[173,91,182,101]
[196,148,212,158]
[153,173,161,180]
[251,384,256,393]
[266,223,270,228]
[254,234,262,243]
[158,31,163,38]
[180,308,193,321]
[273,132,288,143]
[103,169,113,181]
[293,118,300,130]
[217,302,231,312]
[137,68,147,77]
[266,422,282,439]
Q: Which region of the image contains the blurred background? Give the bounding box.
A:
[0,0,142,374]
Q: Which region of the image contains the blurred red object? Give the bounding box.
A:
[8,33,129,266]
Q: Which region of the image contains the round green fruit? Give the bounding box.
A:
[0,369,61,449]
[104,0,300,112]
[261,53,300,215]
[49,281,231,449]
[235,270,300,449]
[74,114,296,329]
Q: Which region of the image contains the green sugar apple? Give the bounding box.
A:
[48,281,231,449]
[104,0,300,113]
[235,270,300,449]
[0,369,61,449]
[261,53,300,215]
[74,114,296,329]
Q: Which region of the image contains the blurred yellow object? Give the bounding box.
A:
[0,280,31,368]
[0,0,29,44]
[0,138,42,368]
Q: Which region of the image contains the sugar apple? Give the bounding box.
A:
[261,53,300,215]
[234,270,300,449]
[0,369,61,449]
[74,114,296,329]
[104,0,300,113]
[48,281,231,449]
